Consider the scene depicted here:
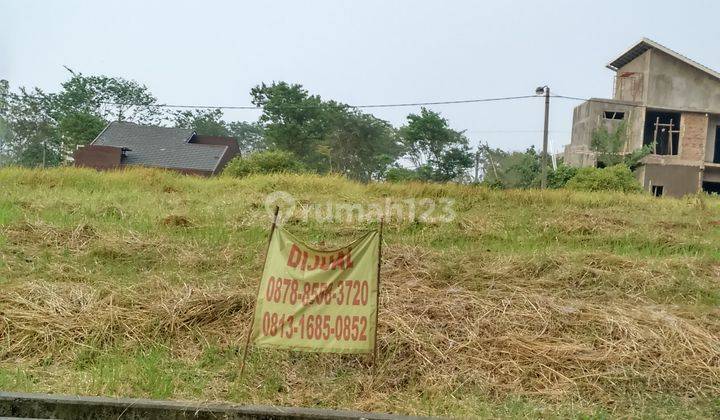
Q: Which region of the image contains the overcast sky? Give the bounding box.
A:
[3,0,720,153]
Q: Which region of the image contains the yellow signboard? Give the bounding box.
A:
[250,227,380,353]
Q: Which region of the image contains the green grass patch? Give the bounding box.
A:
[1,167,719,417]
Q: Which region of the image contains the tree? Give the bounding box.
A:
[251,82,328,168]
[228,121,266,155]
[479,145,577,189]
[591,121,650,170]
[0,80,10,163]
[399,107,473,182]
[434,145,474,182]
[54,67,161,124]
[1,70,162,166]
[173,108,230,136]
[323,108,401,181]
[507,146,541,188]
[479,145,541,189]
[58,111,106,151]
[2,86,60,166]
[172,109,269,155]
[250,81,401,180]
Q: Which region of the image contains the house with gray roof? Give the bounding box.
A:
[564,38,720,197]
[74,121,239,176]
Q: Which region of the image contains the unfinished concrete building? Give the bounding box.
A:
[564,38,720,197]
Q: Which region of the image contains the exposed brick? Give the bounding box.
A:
[680,112,708,161]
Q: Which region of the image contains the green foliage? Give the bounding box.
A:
[2,73,467,179]
[399,107,473,182]
[591,121,650,170]
[1,69,161,167]
[624,143,654,170]
[1,84,61,166]
[54,67,161,123]
[479,145,540,189]
[385,167,421,182]
[250,82,401,180]
[565,164,643,193]
[223,150,304,177]
[546,163,578,189]
[250,82,331,168]
[228,121,266,155]
[591,121,626,167]
[432,146,473,182]
[58,111,106,150]
[0,80,9,163]
[173,108,230,137]
[173,109,267,155]
[480,145,578,190]
[508,146,541,188]
[323,109,401,181]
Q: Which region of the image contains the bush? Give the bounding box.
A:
[223,150,304,177]
[385,167,420,182]
[547,164,578,189]
[480,178,504,189]
[565,164,643,193]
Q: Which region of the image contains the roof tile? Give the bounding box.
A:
[92,121,227,172]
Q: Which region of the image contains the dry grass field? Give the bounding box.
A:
[1,167,719,418]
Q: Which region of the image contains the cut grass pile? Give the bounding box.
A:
[1,166,720,417]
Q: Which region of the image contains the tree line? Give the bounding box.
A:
[0,70,489,182]
[5,69,619,189]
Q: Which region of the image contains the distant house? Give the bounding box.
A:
[564,38,720,197]
[74,121,239,176]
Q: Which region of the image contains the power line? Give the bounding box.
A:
[97,94,540,110]
[467,129,570,133]
[551,94,645,108]
[1,90,647,110]
[350,95,539,109]
[0,92,541,110]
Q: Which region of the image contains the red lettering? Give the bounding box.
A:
[307,255,320,271]
[331,251,345,270]
[289,247,354,271]
[287,244,302,268]
[300,251,308,271]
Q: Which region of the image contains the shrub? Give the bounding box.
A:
[223,150,304,177]
[480,178,505,189]
[385,167,420,182]
[565,164,643,193]
[547,163,578,189]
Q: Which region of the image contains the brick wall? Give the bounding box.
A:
[74,145,122,170]
[680,112,708,161]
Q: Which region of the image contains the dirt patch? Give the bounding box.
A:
[541,211,630,236]
[3,222,97,250]
[162,215,192,228]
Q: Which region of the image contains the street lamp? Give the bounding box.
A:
[536,86,550,189]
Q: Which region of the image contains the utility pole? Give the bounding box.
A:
[474,146,480,183]
[484,141,499,182]
[536,85,550,189]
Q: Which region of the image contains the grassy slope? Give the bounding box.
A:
[0,167,719,418]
